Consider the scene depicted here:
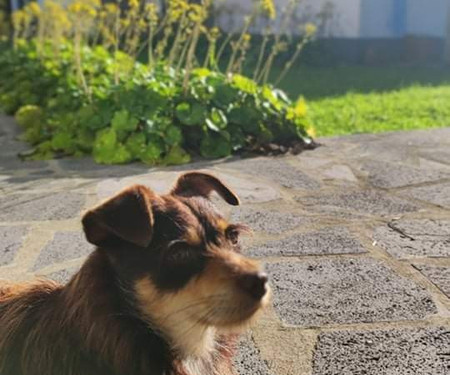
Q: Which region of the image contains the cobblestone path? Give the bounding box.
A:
[1,114,449,374]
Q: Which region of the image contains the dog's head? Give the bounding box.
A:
[82,172,270,355]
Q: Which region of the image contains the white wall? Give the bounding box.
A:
[214,0,362,38]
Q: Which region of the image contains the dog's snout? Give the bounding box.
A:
[238,272,268,300]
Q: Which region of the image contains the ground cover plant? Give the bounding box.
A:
[275,65,450,137]
[0,0,316,164]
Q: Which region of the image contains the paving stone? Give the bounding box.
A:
[267,258,436,326]
[43,266,80,284]
[222,157,321,190]
[403,181,450,208]
[235,335,273,375]
[214,174,281,204]
[231,207,311,235]
[0,154,49,171]
[0,140,30,156]
[0,226,28,266]
[321,165,358,183]
[298,189,418,218]
[0,192,85,222]
[374,219,450,258]
[296,155,334,169]
[313,327,450,375]
[420,149,450,166]
[29,169,55,176]
[414,264,450,298]
[32,232,93,271]
[388,127,450,147]
[247,227,367,257]
[361,160,450,188]
[97,170,282,204]
[58,158,147,178]
[337,129,449,165]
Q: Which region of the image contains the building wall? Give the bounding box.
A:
[406,0,448,37]
[360,0,448,38]
[215,0,449,39]
[360,0,397,37]
[214,0,362,38]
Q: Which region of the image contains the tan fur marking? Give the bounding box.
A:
[135,277,216,358]
[134,249,270,359]
[216,219,229,233]
[183,227,202,246]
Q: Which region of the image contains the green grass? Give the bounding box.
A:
[307,85,450,137]
[270,66,450,137]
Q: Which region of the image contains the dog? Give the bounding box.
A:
[0,172,270,375]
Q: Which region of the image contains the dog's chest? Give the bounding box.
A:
[179,356,217,375]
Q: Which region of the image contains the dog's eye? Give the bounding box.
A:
[225,227,240,245]
[225,224,251,246]
[164,241,198,265]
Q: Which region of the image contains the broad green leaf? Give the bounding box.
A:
[111,109,139,132]
[213,84,239,108]
[200,132,231,158]
[232,74,258,94]
[163,145,191,165]
[93,128,133,164]
[140,142,163,165]
[125,132,147,157]
[15,105,43,129]
[192,68,212,78]
[228,106,261,133]
[210,108,227,129]
[175,102,206,126]
[51,132,75,152]
[165,126,182,145]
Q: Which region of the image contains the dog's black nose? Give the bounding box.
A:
[238,272,268,300]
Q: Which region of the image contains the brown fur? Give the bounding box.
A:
[0,172,269,375]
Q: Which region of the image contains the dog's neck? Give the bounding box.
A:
[62,250,171,374]
[168,323,216,358]
[63,250,229,375]
[131,275,218,360]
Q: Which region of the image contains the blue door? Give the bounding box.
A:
[360,0,407,38]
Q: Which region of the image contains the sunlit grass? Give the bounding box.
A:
[270,66,450,137]
[308,85,450,137]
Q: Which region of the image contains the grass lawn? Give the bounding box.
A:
[272,66,450,137]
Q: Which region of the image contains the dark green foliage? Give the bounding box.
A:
[0,41,311,164]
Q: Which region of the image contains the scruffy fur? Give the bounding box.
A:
[0,172,270,375]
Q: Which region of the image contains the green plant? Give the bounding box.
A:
[0,0,316,165]
[0,0,11,38]
[0,41,313,164]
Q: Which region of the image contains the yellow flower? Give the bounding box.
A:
[68,2,82,14]
[304,23,317,37]
[286,97,307,121]
[306,126,317,138]
[27,2,41,16]
[129,0,139,9]
[294,97,307,117]
[243,33,251,42]
[261,0,276,20]
[105,3,119,14]
[209,26,220,39]
[145,3,158,25]
[12,10,25,26]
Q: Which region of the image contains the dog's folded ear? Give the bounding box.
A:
[82,185,155,248]
[171,172,240,206]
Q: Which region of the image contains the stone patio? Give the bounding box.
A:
[1,113,449,375]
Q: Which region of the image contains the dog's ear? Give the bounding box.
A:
[171,172,240,206]
[82,185,155,248]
